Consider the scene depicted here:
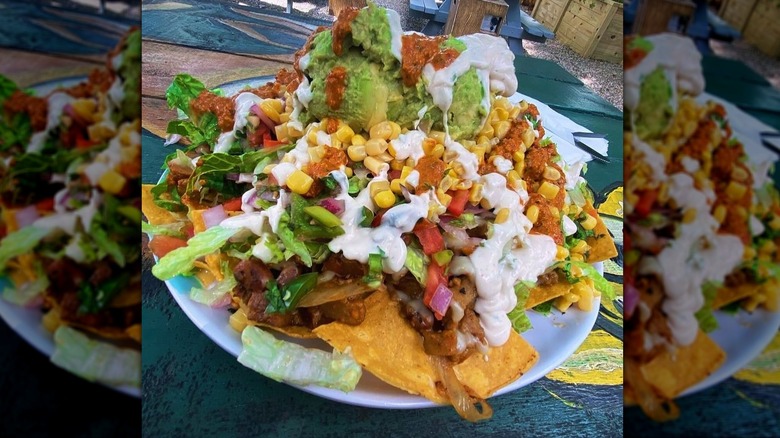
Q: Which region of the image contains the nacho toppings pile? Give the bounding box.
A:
[145,3,615,420]
[0,29,141,387]
[624,34,780,420]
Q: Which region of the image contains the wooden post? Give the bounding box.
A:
[328,0,367,16]
[633,0,695,36]
[552,0,572,33]
[584,0,618,57]
[445,0,509,37]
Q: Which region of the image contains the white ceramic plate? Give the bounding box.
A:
[160,75,602,407]
[680,93,780,397]
[0,77,141,398]
[165,272,600,408]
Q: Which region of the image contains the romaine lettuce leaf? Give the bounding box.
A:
[507,281,534,333]
[165,74,206,115]
[695,282,719,333]
[0,226,50,270]
[51,326,140,387]
[189,261,237,307]
[152,226,239,280]
[238,326,361,392]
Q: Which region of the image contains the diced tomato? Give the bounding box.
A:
[247,124,270,147]
[413,219,445,255]
[371,208,386,227]
[423,262,447,307]
[446,189,469,217]
[262,132,285,147]
[634,189,657,218]
[75,135,98,149]
[36,198,55,212]
[223,197,243,211]
[389,169,401,181]
[148,235,188,258]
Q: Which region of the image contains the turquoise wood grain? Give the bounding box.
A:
[142,0,330,57]
[702,55,771,87]
[0,2,136,54]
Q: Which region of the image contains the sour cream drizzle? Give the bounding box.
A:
[214,92,264,153]
[27,92,74,153]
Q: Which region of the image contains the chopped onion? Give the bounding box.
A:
[63,103,75,118]
[319,198,345,216]
[441,223,482,250]
[251,103,276,130]
[433,357,493,422]
[164,134,182,146]
[429,283,453,319]
[259,190,276,202]
[15,206,40,228]
[201,204,227,229]
[237,173,254,184]
[226,173,239,181]
[624,283,638,319]
[297,281,374,308]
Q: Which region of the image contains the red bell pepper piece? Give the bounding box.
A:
[222,197,243,212]
[446,189,469,217]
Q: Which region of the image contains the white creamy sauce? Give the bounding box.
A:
[405,170,420,188]
[298,53,311,72]
[633,134,667,182]
[390,130,427,164]
[563,160,585,190]
[214,93,264,153]
[625,33,704,112]
[493,156,513,174]
[385,9,403,63]
[750,215,766,237]
[444,136,479,181]
[111,53,123,71]
[27,92,74,153]
[221,190,289,235]
[413,105,429,129]
[327,171,430,273]
[638,172,743,346]
[271,162,298,189]
[680,156,699,173]
[421,34,517,132]
[108,78,125,109]
[288,77,312,133]
[562,215,577,236]
[34,190,102,236]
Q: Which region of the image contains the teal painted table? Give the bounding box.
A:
[141,0,624,435]
[624,56,780,436]
[0,2,140,436]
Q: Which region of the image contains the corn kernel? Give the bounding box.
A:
[351,134,367,146]
[726,181,747,200]
[306,129,319,145]
[98,170,126,194]
[374,190,396,209]
[469,183,483,204]
[509,106,521,120]
[495,108,509,121]
[744,293,766,313]
[347,144,367,162]
[521,128,535,148]
[477,135,490,146]
[731,166,748,182]
[260,100,281,123]
[364,156,389,175]
[556,245,569,260]
[430,130,446,144]
[367,137,389,156]
[507,170,522,189]
[549,206,560,218]
[370,121,393,140]
[422,138,438,155]
[390,179,403,194]
[480,124,495,138]
[335,125,355,143]
[286,170,314,194]
[570,264,584,278]
[287,123,303,138]
[442,150,459,163]
[495,208,510,224]
[440,175,454,192]
[454,179,472,190]
[735,206,748,219]
[263,164,277,174]
[279,112,291,123]
[344,167,353,177]
[576,286,594,311]
[436,188,452,207]
[761,240,777,255]
[472,145,487,164]
[682,208,697,224]
[526,205,540,223]
[275,124,289,142]
[538,181,560,200]
[390,159,405,171]
[581,214,598,230]
[400,166,413,182]
[308,145,325,163]
[543,166,561,181]
[73,98,97,121]
[714,204,727,224]
[570,253,585,262]
[229,308,249,333]
[553,297,574,313]
[571,240,589,254]
[389,121,402,140]
[370,180,391,197]
[431,143,445,159]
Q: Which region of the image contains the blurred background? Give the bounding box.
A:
[0,1,140,436]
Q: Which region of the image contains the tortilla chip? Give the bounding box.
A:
[314,289,539,404]
[526,282,571,309]
[256,322,317,339]
[230,305,317,340]
[581,201,618,263]
[638,330,725,400]
[454,330,538,399]
[713,283,755,309]
[141,184,183,226]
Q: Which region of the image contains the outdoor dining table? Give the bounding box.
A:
[0,2,140,437]
[141,0,624,435]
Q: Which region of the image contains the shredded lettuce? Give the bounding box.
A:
[277,211,312,267]
[404,244,427,286]
[190,262,237,307]
[142,221,187,239]
[1,263,49,306]
[507,281,534,333]
[0,226,50,270]
[533,300,553,316]
[152,226,239,280]
[78,271,131,314]
[695,282,719,333]
[557,261,615,301]
[50,326,140,388]
[165,74,206,114]
[238,326,362,392]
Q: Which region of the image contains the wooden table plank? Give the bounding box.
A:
[142,40,293,99]
[0,48,101,86]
